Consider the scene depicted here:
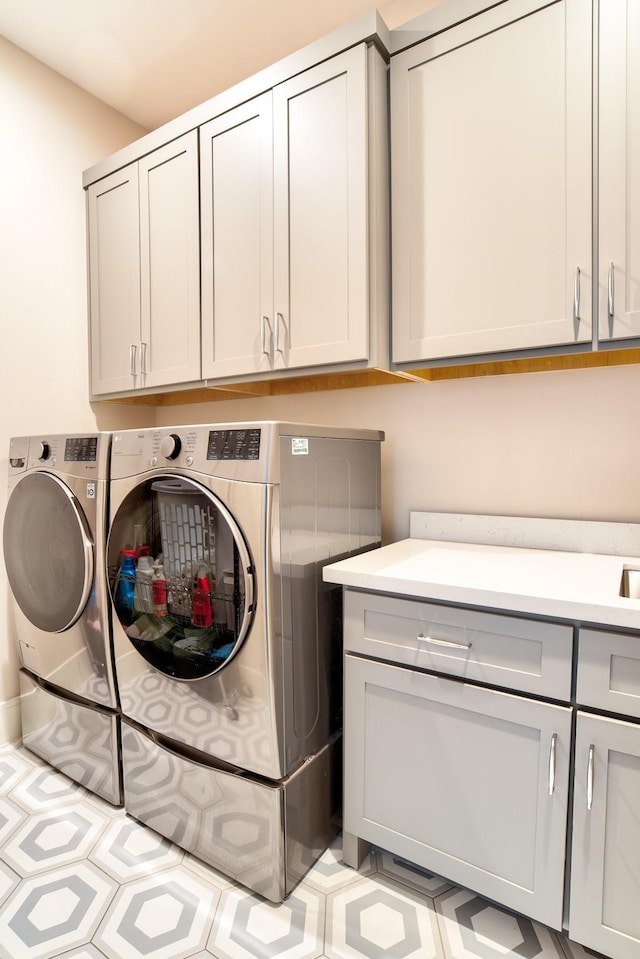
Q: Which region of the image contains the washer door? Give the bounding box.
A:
[107,475,255,681]
[3,472,94,632]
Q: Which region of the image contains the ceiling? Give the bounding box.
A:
[0,0,433,131]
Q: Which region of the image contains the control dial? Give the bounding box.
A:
[159,433,182,460]
[36,442,50,462]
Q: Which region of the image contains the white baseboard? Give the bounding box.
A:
[0,697,21,745]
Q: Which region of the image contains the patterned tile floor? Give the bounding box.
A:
[0,742,606,959]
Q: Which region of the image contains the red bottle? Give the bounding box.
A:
[191,569,213,628]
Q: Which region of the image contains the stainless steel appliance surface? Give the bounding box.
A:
[3,433,121,805]
[108,421,383,900]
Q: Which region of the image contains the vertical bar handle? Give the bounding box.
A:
[140,342,147,375]
[261,316,272,357]
[130,344,137,376]
[587,744,595,810]
[573,266,581,323]
[608,261,615,319]
[275,312,286,355]
[548,733,557,796]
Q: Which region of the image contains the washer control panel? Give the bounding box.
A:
[64,436,98,462]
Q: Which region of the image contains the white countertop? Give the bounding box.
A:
[323,537,640,629]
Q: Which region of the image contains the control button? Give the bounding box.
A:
[186,456,194,467]
[150,457,157,467]
[37,442,50,461]
[160,433,182,460]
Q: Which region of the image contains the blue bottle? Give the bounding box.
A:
[116,549,137,624]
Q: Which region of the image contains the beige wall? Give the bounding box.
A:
[154,363,640,545]
[0,37,155,736]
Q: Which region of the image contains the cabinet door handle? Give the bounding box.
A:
[416,633,472,650]
[261,316,272,357]
[573,266,581,323]
[548,732,557,796]
[275,312,286,355]
[608,261,615,319]
[587,743,595,811]
[130,344,137,376]
[140,341,147,375]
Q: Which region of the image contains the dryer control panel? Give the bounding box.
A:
[207,429,261,461]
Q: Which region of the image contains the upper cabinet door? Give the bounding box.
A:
[200,95,274,379]
[138,132,201,388]
[391,0,592,363]
[87,165,141,395]
[273,45,369,371]
[598,0,640,342]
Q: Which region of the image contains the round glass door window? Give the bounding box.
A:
[3,472,94,632]
[107,476,255,680]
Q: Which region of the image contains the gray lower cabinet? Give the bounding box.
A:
[344,654,571,930]
[342,589,640,954]
[569,712,640,959]
[569,625,640,959]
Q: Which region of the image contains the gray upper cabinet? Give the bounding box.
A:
[88,132,200,396]
[200,93,274,379]
[200,44,389,380]
[390,0,592,363]
[598,0,640,344]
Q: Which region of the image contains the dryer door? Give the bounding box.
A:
[107,475,255,681]
[3,472,94,632]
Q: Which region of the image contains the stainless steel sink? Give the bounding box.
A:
[620,567,640,598]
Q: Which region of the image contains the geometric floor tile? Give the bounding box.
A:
[0,860,21,909]
[303,833,376,895]
[41,947,111,959]
[435,887,566,959]
[326,874,444,959]
[0,749,42,796]
[2,803,110,877]
[94,865,221,959]
[0,860,117,959]
[8,765,83,813]
[0,796,29,846]
[376,851,454,899]
[209,882,325,959]
[89,817,183,882]
[182,850,234,890]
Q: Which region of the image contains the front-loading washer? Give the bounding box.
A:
[107,421,383,900]
[3,433,121,804]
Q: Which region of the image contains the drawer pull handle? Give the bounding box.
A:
[417,633,472,650]
[261,315,272,357]
[587,743,595,811]
[276,312,286,355]
[608,261,615,320]
[548,733,557,796]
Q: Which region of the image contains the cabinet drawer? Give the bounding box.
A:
[344,590,573,699]
[577,628,640,718]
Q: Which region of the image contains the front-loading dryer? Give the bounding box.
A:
[107,421,383,900]
[3,433,121,804]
